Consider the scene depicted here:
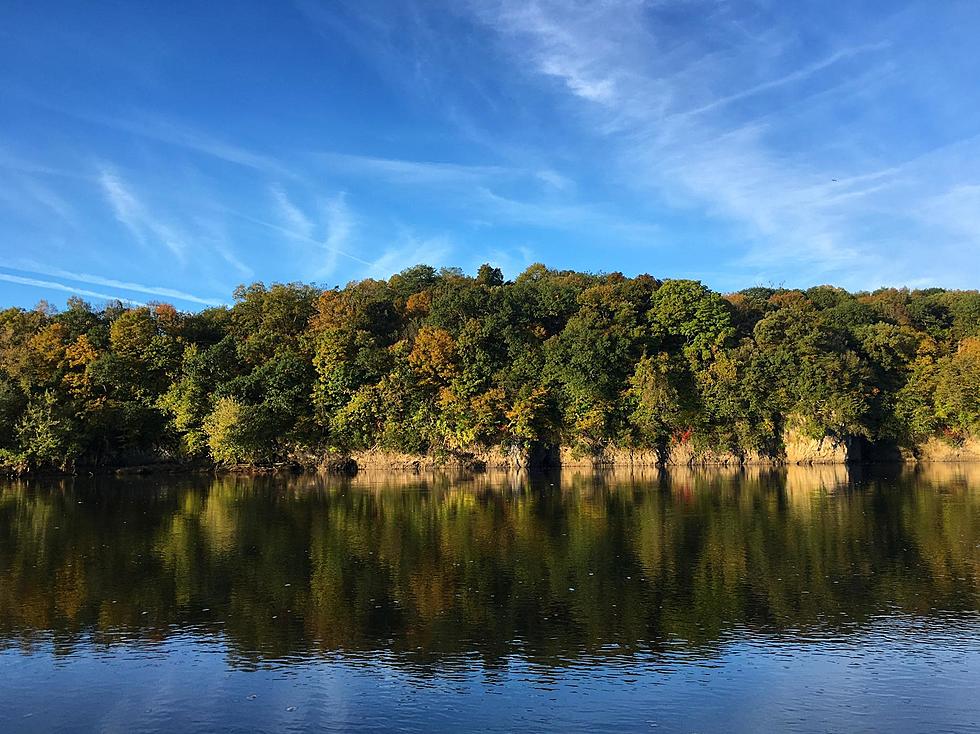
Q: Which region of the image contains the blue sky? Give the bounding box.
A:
[2,0,979,309]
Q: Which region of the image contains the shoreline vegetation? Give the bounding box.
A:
[1,263,979,476]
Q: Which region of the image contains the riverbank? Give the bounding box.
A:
[339,432,980,472]
[5,433,978,478]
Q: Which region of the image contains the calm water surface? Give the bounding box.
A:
[1,465,979,733]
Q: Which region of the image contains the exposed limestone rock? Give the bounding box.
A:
[782,430,859,464]
[324,431,978,472]
[343,447,514,472]
[558,446,661,467]
[913,437,980,462]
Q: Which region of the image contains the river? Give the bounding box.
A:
[1,465,978,732]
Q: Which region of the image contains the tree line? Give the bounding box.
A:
[1,264,978,472]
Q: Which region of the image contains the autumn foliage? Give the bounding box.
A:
[0,267,978,471]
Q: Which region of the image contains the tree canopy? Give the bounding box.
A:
[0,265,977,472]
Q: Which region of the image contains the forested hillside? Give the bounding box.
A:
[1,264,978,472]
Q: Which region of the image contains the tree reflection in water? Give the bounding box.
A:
[0,465,977,670]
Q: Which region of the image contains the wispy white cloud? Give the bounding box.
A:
[473,187,659,241]
[3,262,224,306]
[120,117,285,174]
[219,203,374,269]
[316,148,654,244]
[5,0,976,301]
[365,234,453,279]
[481,0,625,104]
[272,185,315,239]
[0,272,144,305]
[35,101,293,177]
[675,42,890,120]
[320,193,352,278]
[0,175,78,227]
[265,185,366,277]
[0,147,92,181]
[535,169,573,191]
[479,244,535,279]
[465,0,980,287]
[99,168,142,237]
[186,216,255,282]
[213,242,254,281]
[921,184,980,239]
[98,166,188,264]
[318,151,517,185]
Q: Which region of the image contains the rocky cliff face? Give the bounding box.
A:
[556,427,860,468]
[913,437,980,462]
[781,431,860,464]
[331,432,975,472]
